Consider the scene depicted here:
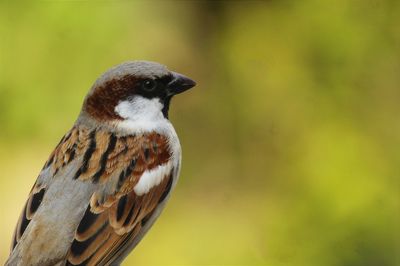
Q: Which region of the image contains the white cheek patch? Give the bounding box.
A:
[114,96,167,134]
[134,162,173,196]
[115,96,164,121]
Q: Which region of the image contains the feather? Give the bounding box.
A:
[8,126,177,266]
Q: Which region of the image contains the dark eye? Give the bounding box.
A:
[142,79,157,91]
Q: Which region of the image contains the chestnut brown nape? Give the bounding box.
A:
[84,75,139,121]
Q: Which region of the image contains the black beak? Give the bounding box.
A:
[167,71,196,95]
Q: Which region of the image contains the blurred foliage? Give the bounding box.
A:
[1,1,399,265]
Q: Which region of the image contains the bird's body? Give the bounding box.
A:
[6,61,195,266]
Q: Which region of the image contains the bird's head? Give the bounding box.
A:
[82,61,196,122]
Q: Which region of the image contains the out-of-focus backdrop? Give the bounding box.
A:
[1,1,399,265]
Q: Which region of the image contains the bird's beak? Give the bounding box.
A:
[167,71,196,96]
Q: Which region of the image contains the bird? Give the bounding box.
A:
[6,61,196,266]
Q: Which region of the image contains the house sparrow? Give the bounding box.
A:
[6,61,196,266]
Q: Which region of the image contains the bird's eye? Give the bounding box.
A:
[142,79,157,91]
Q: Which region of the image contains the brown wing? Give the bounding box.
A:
[10,125,175,266]
[65,172,173,266]
[63,128,174,266]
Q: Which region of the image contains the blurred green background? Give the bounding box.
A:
[1,1,399,265]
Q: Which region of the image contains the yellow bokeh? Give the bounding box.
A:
[1,1,399,265]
